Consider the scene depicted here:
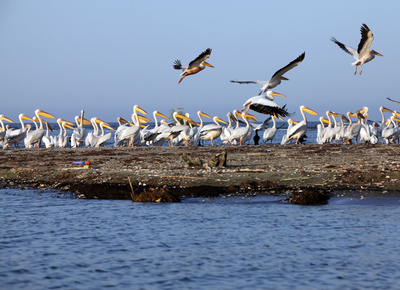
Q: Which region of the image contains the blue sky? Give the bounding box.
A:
[0,1,399,123]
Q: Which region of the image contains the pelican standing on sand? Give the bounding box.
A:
[331,23,383,75]
[173,48,213,84]
[71,110,92,148]
[24,109,56,148]
[263,114,284,144]
[229,112,257,145]
[230,52,305,95]
[0,115,14,145]
[287,105,318,144]
[4,114,34,148]
[199,116,228,146]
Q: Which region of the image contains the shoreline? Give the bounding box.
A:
[1,144,400,199]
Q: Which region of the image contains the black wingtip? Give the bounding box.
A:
[173,59,182,70]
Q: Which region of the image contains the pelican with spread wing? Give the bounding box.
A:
[331,23,383,75]
[173,48,213,84]
[230,52,305,95]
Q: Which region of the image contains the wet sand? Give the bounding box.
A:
[1,144,400,199]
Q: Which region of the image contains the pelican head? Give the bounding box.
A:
[266,91,286,100]
[300,105,318,115]
[0,115,14,123]
[35,109,56,119]
[214,116,228,125]
[133,105,148,115]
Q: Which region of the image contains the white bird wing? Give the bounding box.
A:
[357,23,374,56]
[269,52,305,82]
[331,37,358,60]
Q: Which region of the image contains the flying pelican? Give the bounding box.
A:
[4,114,34,148]
[287,105,318,144]
[263,114,284,144]
[229,112,258,145]
[230,52,305,95]
[173,48,213,84]
[0,115,14,145]
[331,23,383,75]
[241,90,289,118]
[199,116,228,146]
[71,110,92,148]
[24,109,56,148]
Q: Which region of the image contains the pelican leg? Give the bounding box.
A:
[354,65,358,75]
[359,65,363,75]
[178,75,186,84]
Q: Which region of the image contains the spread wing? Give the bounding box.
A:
[188,48,212,69]
[357,23,374,55]
[270,52,305,80]
[331,37,358,58]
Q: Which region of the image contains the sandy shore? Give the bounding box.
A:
[1,144,400,199]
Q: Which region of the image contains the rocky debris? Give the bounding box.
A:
[130,185,181,203]
[288,188,330,205]
[182,151,227,168]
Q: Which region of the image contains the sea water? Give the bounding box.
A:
[1,188,400,289]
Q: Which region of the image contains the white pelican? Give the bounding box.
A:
[287,105,318,144]
[141,111,168,146]
[263,114,284,144]
[241,90,290,118]
[117,105,148,147]
[192,110,212,145]
[373,106,394,143]
[229,112,258,145]
[71,110,92,148]
[24,109,56,148]
[199,116,228,146]
[359,113,371,143]
[177,113,199,146]
[0,115,14,145]
[4,114,34,148]
[331,23,383,75]
[85,118,113,147]
[56,119,75,148]
[42,120,54,148]
[220,112,238,144]
[281,119,298,145]
[114,117,133,147]
[381,115,400,144]
[344,111,364,144]
[173,48,213,84]
[322,111,341,143]
[317,116,329,144]
[159,112,196,146]
[230,52,305,95]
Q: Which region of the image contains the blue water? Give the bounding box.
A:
[2,188,400,289]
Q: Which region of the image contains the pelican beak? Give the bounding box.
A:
[271,92,286,98]
[62,120,75,126]
[156,111,168,119]
[244,113,258,121]
[101,122,114,130]
[138,115,151,123]
[21,114,35,122]
[140,124,147,128]
[381,107,394,113]
[277,115,285,121]
[280,76,289,81]
[303,106,318,115]
[341,115,350,122]
[0,115,14,123]
[394,111,400,118]
[82,118,92,126]
[373,51,383,57]
[200,111,212,119]
[64,124,75,130]
[37,109,56,119]
[202,61,214,68]
[215,117,228,125]
[135,105,148,115]
[188,119,199,126]
[321,117,330,124]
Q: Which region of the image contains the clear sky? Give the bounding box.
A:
[0,0,399,123]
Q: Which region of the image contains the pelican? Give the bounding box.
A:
[56,119,75,148]
[24,109,56,148]
[281,119,299,145]
[331,24,383,75]
[173,48,213,84]
[199,116,228,146]
[381,115,400,144]
[42,120,54,148]
[359,113,371,143]
[241,91,290,118]
[220,112,238,144]
[4,114,34,148]
[229,112,258,145]
[85,117,113,147]
[177,113,198,146]
[141,111,168,146]
[0,115,14,145]
[317,116,330,144]
[322,111,341,143]
[116,105,148,147]
[287,105,318,144]
[230,52,305,95]
[114,117,133,147]
[159,112,197,146]
[344,111,364,144]
[192,110,212,145]
[71,110,92,148]
[263,114,284,144]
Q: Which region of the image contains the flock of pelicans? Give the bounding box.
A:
[0,23,393,149]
